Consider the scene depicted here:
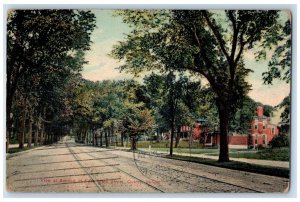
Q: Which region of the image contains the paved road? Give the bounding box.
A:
[6,139,289,193]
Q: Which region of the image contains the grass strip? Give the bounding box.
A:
[164,154,290,178]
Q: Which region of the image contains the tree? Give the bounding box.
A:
[269,133,289,148]
[258,16,291,127]
[112,10,282,162]
[276,96,290,124]
[259,17,291,85]
[123,107,155,150]
[6,10,96,152]
[142,72,203,155]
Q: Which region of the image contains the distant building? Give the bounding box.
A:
[194,106,279,149]
[248,106,279,148]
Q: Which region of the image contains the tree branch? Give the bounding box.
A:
[202,11,232,65]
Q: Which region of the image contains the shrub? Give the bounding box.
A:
[257,144,265,150]
[269,133,289,148]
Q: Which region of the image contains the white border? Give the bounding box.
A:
[1,0,299,201]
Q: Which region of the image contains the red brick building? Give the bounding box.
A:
[194,106,279,149]
[248,106,279,148]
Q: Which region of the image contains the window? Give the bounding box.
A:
[263,135,266,144]
[263,121,266,130]
[255,135,258,144]
[254,120,258,130]
[272,128,275,134]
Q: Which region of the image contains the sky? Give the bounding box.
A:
[82,10,291,119]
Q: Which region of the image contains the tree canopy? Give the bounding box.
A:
[112,10,286,162]
[6,10,96,151]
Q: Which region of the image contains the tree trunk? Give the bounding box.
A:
[18,109,26,149]
[175,126,181,148]
[34,128,39,146]
[110,127,114,145]
[84,128,88,144]
[34,118,39,146]
[46,132,50,144]
[100,132,103,147]
[131,136,137,150]
[217,101,230,162]
[170,121,175,157]
[39,119,44,145]
[156,128,160,143]
[39,108,46,145]
[6,94,12,153]
[105,129,108,147]
[95,133,98,146]
[80,129,83,142]
[51,133,54,144]
[121,132,124,147]
[27,107,33,147]
[18,104,26,149]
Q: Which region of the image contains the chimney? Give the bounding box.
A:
[257,106,263,117]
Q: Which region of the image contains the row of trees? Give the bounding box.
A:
[68,75,274,154]
[70,79,155,149]
[6,10,96,152]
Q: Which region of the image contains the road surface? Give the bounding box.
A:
[6,137,289,193]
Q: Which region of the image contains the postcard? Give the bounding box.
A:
[6,9,291,193]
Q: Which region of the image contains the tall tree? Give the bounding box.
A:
[6,10,96,152]
[112,10,283,162]
[142,72,202,155]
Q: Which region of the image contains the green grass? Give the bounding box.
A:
[144,147,220,154]
[207,147,290,161]
[167,154,290,178]
[136,140,205,149]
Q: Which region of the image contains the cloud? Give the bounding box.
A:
[82,37,132,81]
[247,77,290,107]
[243,48,290,107]
[82,54,132,81]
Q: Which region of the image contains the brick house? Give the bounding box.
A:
[248,106,279,148]
[194,106,279,149]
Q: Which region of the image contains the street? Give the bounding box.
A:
[6,137,289,193]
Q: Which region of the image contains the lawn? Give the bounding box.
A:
[144,147,220,154]
[136,140,205,149]
[116,140,290,161]
[208,147,290,161]
[167,155,290,178]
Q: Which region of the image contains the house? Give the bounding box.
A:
[195,106,279,149]
[248,106,279,148]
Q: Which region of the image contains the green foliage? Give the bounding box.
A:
[229,96,257,134]
[259,18,291,85]
[71,79,156,142]
[112,10,284,161]
[268,133,289,148]
[6,10,96,146]
[142,72,206,133]
[229,97,275,134]
[276,95,290,124]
